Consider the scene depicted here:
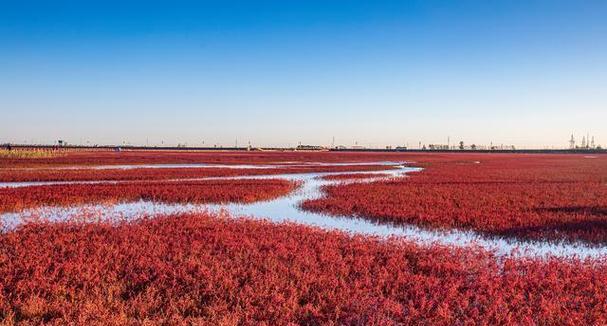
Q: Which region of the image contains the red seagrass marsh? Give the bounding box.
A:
[1,150,607,324]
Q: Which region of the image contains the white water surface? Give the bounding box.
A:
[1,162,606,260]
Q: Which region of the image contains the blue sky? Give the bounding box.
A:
[1,1,606,148]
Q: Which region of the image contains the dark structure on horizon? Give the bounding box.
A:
[5,143,605,154]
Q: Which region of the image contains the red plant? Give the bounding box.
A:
[3,151,607,323]
[1,213,607,324]
[302,154,607,244]
[0,165,395,182]
[0,179,298,213]
[0,150,410,168]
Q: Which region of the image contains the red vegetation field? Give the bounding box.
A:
[0,179,297,213]
[2,213,607,324]
[3,150,607,323]
[303,153,607,244]
[0,165,394,183]
[0,150,407,169]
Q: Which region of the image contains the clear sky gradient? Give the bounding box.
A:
[1,1,606,148]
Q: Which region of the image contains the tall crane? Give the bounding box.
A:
[569,134,575,149]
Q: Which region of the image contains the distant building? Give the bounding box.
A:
[428,144,449,150]
[296,145,326,151]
